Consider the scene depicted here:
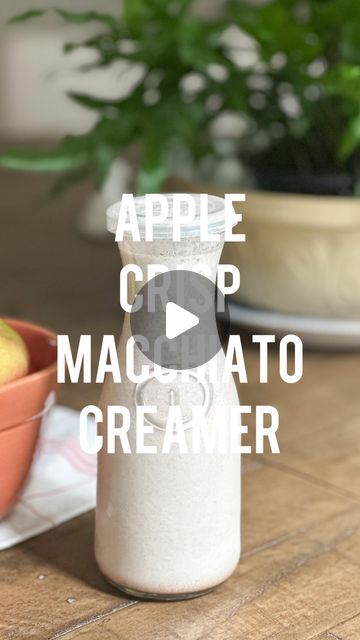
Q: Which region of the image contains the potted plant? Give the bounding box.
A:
[216,0,360,321]
[1,0,359,319]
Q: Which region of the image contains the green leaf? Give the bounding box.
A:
[68,91,119,111]
[339,113,360,159]
[341,22,360,65]
[91,112,138,149]
[177,18,224,70]
[56,9,119,30]
[9,8,119,30]
[137,162,169,195]
[137,139,169,195]
[94,145,118,188]
[123,0,153,34]
[0,145,89,172]
[9,9,46,24]
[325,65,360,103]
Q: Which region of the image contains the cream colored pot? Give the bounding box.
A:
[168,178,360,319]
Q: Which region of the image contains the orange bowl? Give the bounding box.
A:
[0,319,57,519]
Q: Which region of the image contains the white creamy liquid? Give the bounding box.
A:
[95,207,241,597]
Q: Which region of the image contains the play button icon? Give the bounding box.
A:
[166,302,199,340]
[130,270,229,370]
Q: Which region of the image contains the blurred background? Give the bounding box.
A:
[0,0,121,140]
[1,0,360,410]
[0,0,221,140]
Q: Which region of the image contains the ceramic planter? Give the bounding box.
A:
[168,178,360,319]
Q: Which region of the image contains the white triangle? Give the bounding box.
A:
[166,302,199,340]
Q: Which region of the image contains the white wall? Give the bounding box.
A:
[0,0,126,138]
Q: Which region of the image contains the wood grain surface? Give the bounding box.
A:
[0,172,359,639]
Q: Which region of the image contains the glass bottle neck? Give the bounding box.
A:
[118,236,224,291]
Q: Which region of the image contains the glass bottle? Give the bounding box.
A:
[95,194,241,599]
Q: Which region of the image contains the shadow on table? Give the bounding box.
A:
[21,510,135,601]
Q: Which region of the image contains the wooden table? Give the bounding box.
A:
[1,173,360,639]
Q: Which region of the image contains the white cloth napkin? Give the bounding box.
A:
[0,405,97,550]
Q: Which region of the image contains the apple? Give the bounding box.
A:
[0,320,30,385]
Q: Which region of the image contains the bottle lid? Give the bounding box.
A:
[106,193,238,239]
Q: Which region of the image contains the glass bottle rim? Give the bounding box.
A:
[106,193,238,239]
